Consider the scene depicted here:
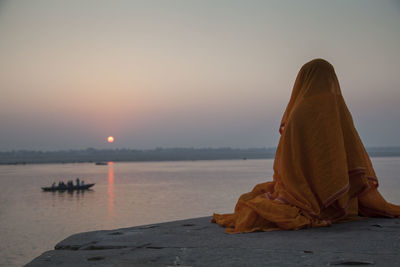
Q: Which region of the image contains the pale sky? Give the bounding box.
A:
[0,0,399,150]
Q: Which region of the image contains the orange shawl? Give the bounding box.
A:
[212,58,400,233]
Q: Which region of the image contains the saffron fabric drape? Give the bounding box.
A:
[212,59,400,233]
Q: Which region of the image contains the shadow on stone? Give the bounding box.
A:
[87,256,105,261]
[330,260,374,265]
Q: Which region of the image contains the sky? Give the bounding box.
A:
[0,0,399,150]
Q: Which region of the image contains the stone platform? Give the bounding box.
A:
[26,216,400,266]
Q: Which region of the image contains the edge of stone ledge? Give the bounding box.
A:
[25,217,400,267]
[25,216,214,266]
[53,216,212,250]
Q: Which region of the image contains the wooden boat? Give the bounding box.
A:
[95,162,108,165]
[41,183,95,191]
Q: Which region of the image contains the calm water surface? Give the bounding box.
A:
[1,158,399,266]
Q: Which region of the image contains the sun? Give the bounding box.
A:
[107,136,114,143]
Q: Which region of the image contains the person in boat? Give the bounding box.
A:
[51,182,56,188]
[81,180,85,186]
[212,58,400,233]
[67,180,73,189]
[58,181,66,189]
[76,177,80,187]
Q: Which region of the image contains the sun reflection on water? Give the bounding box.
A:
[107,162,115,219]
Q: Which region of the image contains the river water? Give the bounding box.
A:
[1,158,399,266]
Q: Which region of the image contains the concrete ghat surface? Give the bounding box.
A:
[26,217,400,267]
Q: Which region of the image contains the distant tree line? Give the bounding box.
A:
[0,147,399,165]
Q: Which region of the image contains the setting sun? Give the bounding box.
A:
[107,136,114,143]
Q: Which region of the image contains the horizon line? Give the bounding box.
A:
[2,146,400,153]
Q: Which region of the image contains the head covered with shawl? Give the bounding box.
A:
[212,58,400,233]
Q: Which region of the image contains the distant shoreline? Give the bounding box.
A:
[1,147,400,165]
